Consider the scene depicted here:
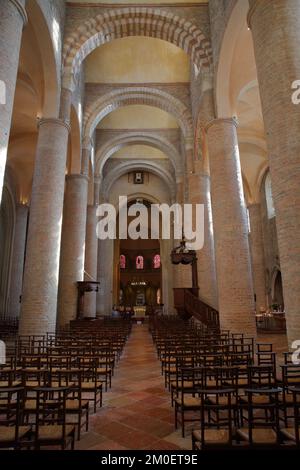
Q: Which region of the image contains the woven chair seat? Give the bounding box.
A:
[239,394,271,405]
[66,399,89,410]
[0,399,17,406]
[208,395,238,406]
[81,382,102,390]
[237,427,278,444]
[96,368,112,374]
[0,426,31,442]
[280,427,300,441]
[174,397,201,407]
[50,381,75,388]
[278,393,300,404]
[171,381,193,389]
[0,381,22,387]
[37,424,75,440]
[192,429,230,445]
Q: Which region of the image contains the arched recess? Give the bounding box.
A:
[27,0,60,117]
[215,0,250,117]
[0,185,16,317]
[83,87,193,143]
[62,7,212,90]
[102,160,175,201]
[271,268,284,309]
[95,133,181,177]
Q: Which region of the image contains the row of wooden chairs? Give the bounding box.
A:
[0,318,131,449]
[151,316,300,449]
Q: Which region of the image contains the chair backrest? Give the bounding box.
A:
[198,388,234,448]
[281,364,300,387]
[0,386,25,442]
[33,386,70,441]
[248,365,276,387]
[244,387,280,445]
[288,387,300,444]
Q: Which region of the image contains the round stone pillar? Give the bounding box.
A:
[248,203,267,313]
[8,203,28,318]
[57,174,89,328]
[248,0,300,345]
[206,118,256,336]
[173,178,192,289]
[84,205,98,318]
[189,171,218,308]
[0,0,27,202]
[19,118,70,336]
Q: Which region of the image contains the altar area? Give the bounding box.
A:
[133,306,146,317]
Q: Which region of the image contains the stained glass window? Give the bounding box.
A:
[136,255,144,270]
[153,254,161,269]
[120,254,126,269]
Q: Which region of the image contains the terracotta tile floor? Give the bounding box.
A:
[75,325,288,451]
[76,323,190,450]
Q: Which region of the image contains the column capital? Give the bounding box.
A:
[61,71,77,93]
[247,202,262,212]
[185,136,194,149]
[9,0,28,26]
[66,173,89,183]
[94,175,102,185]
[205,117,238,132]
[38,118,71,134]
[247,0,260,30]
[82,138,93,151]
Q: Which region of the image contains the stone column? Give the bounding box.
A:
[19,118,70,336]
[0,0,27,202]
[189,170,218,308]
[57,174,88,328]
[206,118,256,336]
[84,205,98,317]
[248,203,267,313]
[248,0,300,345]
[173,178,192,288]
[8,203,28,318]
[187,70,218,307]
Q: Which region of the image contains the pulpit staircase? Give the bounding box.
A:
[173,288,220,331]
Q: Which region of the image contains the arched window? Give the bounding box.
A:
[120,254,126,269]
[157,288,161,305]
[265,173,275,219]
[136,255,144,270]
[153,254,161,269]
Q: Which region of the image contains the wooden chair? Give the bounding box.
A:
[280,387,300,446]
[192,389,234,450]
[174,367,203,437]
[236,388,281,447]
[278,364,300,425]
[53,370,89,440]
[32,386,76,450]
[0,386,32,449]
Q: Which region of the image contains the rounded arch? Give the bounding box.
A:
[270,267,284,308]
[216,0,249,117]
[63,7,212,89]
[27,0,60,116]
[103,160,175,200]
[83,87,193,142]
[95,132,181,176]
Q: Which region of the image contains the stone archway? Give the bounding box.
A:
[63,7,213,90]
[102,160,176,201]
[83,87,193,142]
[95,132,182,177]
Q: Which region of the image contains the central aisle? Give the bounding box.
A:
[76,323,190,450]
